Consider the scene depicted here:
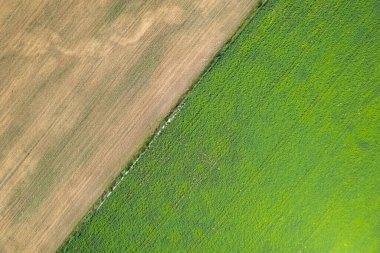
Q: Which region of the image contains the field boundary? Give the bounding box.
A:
[58,1,269,250]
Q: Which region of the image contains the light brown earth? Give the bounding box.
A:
[0,0,259,252]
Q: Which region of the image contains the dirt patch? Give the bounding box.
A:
[0,0,259,252]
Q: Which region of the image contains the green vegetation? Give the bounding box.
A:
[61,0,380,252]
[105,0,128,22]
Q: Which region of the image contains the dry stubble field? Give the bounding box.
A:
[0,0,259,251]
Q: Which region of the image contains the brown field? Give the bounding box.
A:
[0,0,258,252]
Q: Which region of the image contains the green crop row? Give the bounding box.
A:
[61,0,380,252]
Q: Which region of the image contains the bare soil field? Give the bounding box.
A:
[0,0,258,252]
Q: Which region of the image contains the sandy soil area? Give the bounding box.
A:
[0,0,258,251]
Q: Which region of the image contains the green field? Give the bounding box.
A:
[61,0,380,252]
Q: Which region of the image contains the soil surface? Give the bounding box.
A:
[0,0,258,251]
